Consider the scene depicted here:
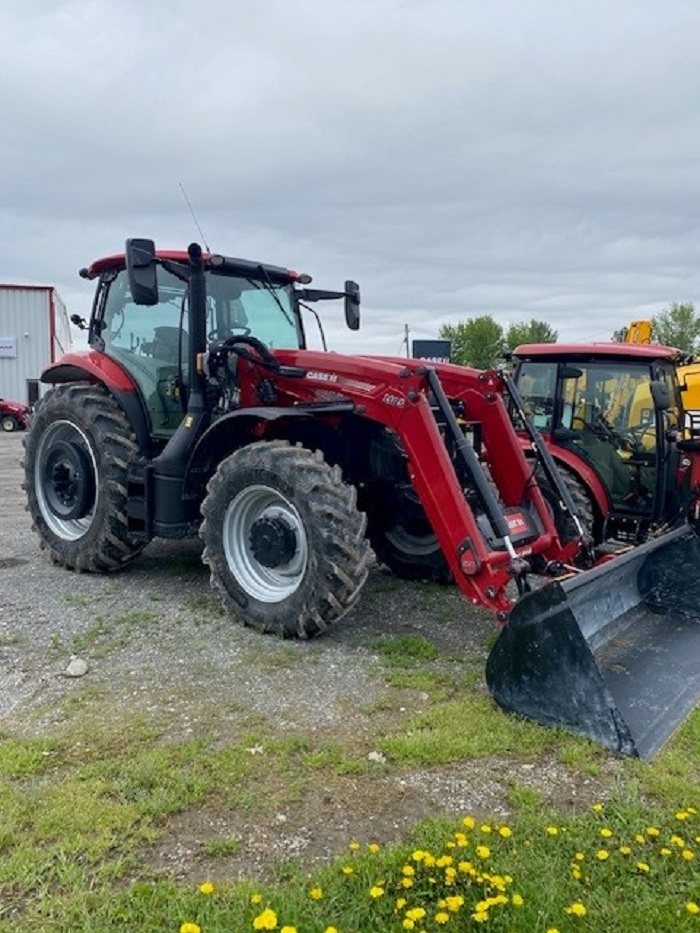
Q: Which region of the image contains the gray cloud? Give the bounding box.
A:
[2,0,700,354]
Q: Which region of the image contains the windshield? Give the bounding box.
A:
[97,266,302,437]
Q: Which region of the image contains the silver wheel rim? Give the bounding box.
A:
[2,417,14,432]
[34,420,98,540]
[223,484,308,602]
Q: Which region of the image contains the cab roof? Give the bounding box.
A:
[513,342,683,362]
[82,250,298,284]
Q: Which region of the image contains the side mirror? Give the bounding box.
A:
[650,379,671,410]
[344,280,360,331]
[125,238,159,306]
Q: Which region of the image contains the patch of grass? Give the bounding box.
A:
[558,738,605,775]
[505,781,544,812]
[380,694,563,764]
[384,668,457,700]
[304,742,373,776]
[62,592,92,607]
[370,634,440,667]
[0,734,62,778]
[203,836,241,857]
[182,595,226,621]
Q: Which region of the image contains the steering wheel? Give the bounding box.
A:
[208,325,251,342]
[619,423,655,453]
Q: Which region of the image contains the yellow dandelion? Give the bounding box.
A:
[600,828,613,838]
[676,811,690,821]
[463,816,476,829]
[475,845,491,859]
[619,846,632,855]
[646,827,660,837]
[198,881,215,895]
[546,826,559,836]
[660,848,672,857]
[683,849,695,861]
[499,826,513,838]
[323,928,338,933]
[369,885,385,899]
[435,911,450,924]
[402,864,415,876]
[635,834,646,844]
[512,893,524,906]
[671,835,686,847]
[403,920,415,930]
[401,877,414,888]
[253,908,278,931]
[688,807,697,814]
[251,893,264,905]
[472,911,489,923]
[454,832,468,846]
[368,842,380,854]
[436,855,454,867]
[280,927,297,933]
[571,867,582,880]
[445,896,463,912]
[341,865,354,875]
[575,852,585,861]
[547,928,561,933]
[407,907,427,920]
[309,886,323,900]
[480,824,492,834]
[636,862,650,873]
[565,902,587,917]
[475,900,489,913]
[596,849,610,861]
[687,902,700,914]
[423,853,436,868]
[412,849,426,862]
[396,897,407,909]
[180,924,201,933]
[592,802,604,812]
[349,841,360,851]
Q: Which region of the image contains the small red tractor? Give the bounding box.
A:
[22,240,700,758]
[509,342,700,546]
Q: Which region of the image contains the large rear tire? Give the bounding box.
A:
[371,512,452,585]
[200,441,372,637]
[535,462,597,544]
[22,384,145,571]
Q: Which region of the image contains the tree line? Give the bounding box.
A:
[437,302,700,369]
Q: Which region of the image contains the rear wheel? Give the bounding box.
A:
[535,462,597,544]
[369,486,452,585]
[200,441,372,637]
[22,384,145,571]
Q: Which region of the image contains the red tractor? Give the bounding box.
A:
[22,240,700,757]
[509,342,700,546]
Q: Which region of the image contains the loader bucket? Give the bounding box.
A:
[485,525,700,758]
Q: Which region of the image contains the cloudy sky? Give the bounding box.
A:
[2,0,700,355]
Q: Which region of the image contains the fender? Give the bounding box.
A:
[183,402,355,499]
[40,351,152,456]
[547,443,613,516]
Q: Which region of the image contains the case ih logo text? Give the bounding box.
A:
[306,371,338,383]
[382,393,406,408]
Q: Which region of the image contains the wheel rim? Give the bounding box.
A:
[2,417,15,432]
[223,484,308,602]
[386,524,441,556]
[34,420,98,540]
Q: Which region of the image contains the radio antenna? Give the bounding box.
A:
[178,182,210,253]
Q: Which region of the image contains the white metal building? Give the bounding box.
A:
[0,285,72,406]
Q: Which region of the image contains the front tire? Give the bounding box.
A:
[22,383,145,571]
[1,415,17,432]
[200,441,372,637]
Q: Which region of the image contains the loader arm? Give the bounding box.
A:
[242,348,581,615]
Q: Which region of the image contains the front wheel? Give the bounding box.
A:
[1,415,17,432]
[22,383,146,571]
[200,441,372,637]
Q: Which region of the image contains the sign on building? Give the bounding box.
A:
[411,339,452,363]
[0,336,17,359]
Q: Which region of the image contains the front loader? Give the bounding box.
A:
[22,238,700,757]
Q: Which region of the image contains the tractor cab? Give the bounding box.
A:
[511,343,687,540]
[88,256,304,438]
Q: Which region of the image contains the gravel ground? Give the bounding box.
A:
[0,432,621,882]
